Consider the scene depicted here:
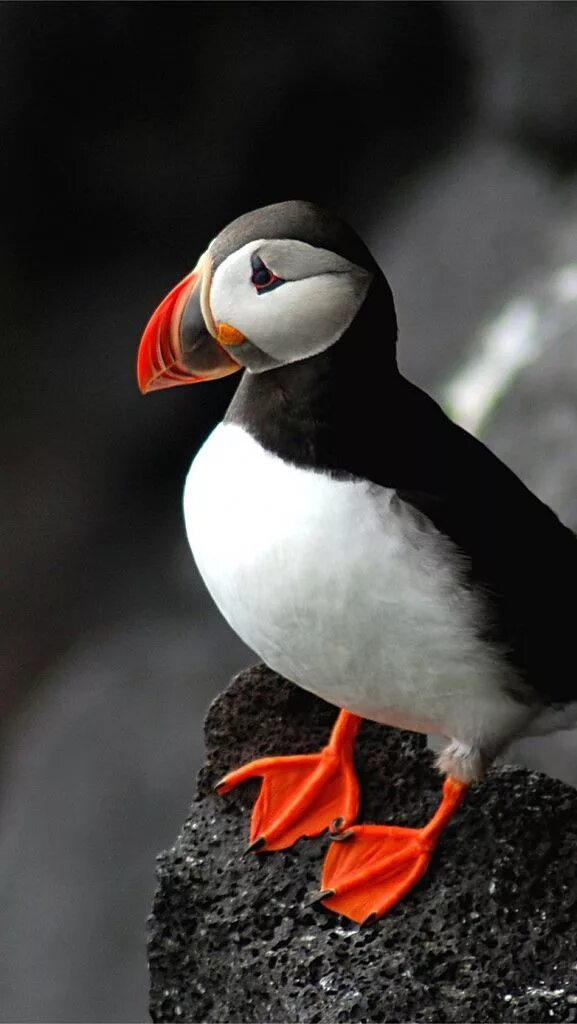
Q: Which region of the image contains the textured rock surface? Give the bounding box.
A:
[149,665,577,1023]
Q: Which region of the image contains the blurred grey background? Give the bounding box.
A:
[1,2,577,1020]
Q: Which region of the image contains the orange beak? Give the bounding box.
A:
[137,254,241,394]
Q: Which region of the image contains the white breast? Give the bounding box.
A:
[184,422,526,749]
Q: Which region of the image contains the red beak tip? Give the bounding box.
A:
[136,270,200,394]
[136,361,153,394]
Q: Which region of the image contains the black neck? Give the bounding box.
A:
[225,273,410,483]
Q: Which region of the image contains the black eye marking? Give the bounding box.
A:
[250,253,285,294]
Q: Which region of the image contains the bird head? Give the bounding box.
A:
[137,200,392,394]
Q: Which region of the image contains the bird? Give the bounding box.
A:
[137,200,577,925]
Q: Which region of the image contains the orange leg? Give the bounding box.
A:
[215,710,362,851]
[311,776,468,924]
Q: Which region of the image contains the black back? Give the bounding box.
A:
[226,267,577,705]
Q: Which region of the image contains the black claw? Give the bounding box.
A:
[329,830,354,842]
[244,836,266,855]
[361,912,378,928]
[305,888,335,907]
[330,817,345,833]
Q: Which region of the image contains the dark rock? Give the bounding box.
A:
[149,665,577,1023]
[0,601,249,1023]
[450,1,577,165]
[482,287,577,533]
[370,139,557,393]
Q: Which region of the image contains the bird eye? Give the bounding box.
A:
[250,254,284,294]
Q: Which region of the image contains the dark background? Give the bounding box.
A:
[2,2,577,1020]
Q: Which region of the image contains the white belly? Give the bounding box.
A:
[184,422,525,747]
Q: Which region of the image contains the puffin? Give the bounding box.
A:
[137,200,577,925]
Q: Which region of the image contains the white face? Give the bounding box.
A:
[207,238,372,370]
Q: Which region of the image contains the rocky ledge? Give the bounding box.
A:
[149,665,577,1023]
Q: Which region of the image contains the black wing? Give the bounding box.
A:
[395,379,577,702]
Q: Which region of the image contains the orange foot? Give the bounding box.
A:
[215,710,362,851]
[310,777,468,924]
